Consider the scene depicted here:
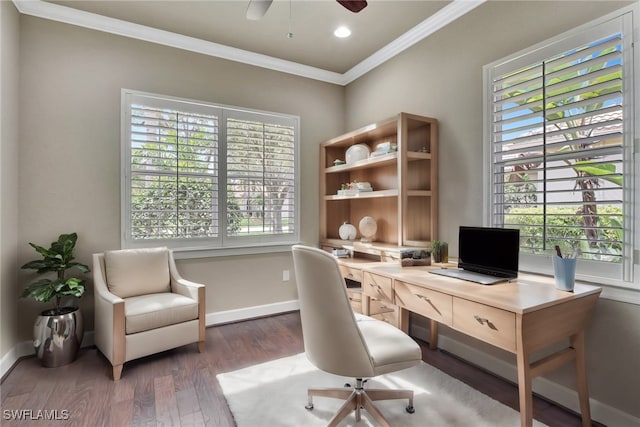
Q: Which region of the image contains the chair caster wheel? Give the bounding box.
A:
[305,404,314,410]
[406,405,415,414]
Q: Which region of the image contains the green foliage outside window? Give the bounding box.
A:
[506,205,623,261]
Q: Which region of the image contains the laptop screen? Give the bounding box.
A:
[458,226,520,278]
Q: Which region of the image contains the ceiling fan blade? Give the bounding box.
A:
[246,0,274,20]
[337,0,368,13]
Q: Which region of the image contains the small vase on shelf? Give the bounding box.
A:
[359,216,377,243]
[339,222,357,240]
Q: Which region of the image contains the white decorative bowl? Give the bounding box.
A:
[345,144,370,164]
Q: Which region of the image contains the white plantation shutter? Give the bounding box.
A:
[128,97,219,241]
[123,91,299,253]
[225,111,297,243]
[484,12,634,283]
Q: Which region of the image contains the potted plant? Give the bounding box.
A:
[431,240,449,264]
[20,232,90,367]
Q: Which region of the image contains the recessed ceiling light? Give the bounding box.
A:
[334,26,351,38]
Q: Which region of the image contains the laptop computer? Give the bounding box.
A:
[429,226,520,285]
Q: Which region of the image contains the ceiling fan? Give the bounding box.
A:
[246,0,368,21]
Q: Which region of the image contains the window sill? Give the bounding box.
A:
[599,285,640,305]
[171,243,300,259]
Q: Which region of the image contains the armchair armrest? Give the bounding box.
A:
[172,277,204,301]
[93,253,126,368]
[167,251,206,348]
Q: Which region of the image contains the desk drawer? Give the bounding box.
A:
[452,298,516,352]
[394,281,453,326]
[369,297,396,315]
[363,272,393,303]
[346,289,362,314]
[340,266,362,282]
[370,307,399,328]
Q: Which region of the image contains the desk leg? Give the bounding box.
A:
[399,309,439,350]
[572,331,592,427]
[516,338,533,427]
[429,319,438,350]
[399,307,410,334]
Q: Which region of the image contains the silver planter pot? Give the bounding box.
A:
[33,307,84,367]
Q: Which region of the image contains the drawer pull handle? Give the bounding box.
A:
[348,273,354,278]
[474,315,498,330]
[369,283,383,293]
[415,293,442,315]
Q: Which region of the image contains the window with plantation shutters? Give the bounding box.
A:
[122,91,299,254]
[484,11,635,285]
[225,113,296,241]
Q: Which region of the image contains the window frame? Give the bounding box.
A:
[482,5,639,295]
[121,89,300,258]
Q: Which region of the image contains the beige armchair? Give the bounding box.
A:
[291,245,422,427]
[93,247,205,380]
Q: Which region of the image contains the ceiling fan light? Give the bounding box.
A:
[334,26,352,38]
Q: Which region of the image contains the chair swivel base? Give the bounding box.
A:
[305,378,414,427]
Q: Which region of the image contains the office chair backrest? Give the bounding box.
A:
[292,245,374,378]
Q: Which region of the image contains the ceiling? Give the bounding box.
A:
[16,0,485,85]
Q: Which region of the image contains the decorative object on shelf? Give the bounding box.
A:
[345,143,370,164]
[400,249,431,267]
[332,248,351,258]
[333,159,346,166]
[371,141,397,157]
[431,240,448,263]
[337,181,373,196]
[20,232,90,367]
[338,222,357,240]
[358,216,377,242]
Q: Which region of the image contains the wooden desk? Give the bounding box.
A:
[352,262,601,427]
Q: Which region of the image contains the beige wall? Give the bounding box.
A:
[344,1,639,418]
[15,15,344,341]
[1,0,20,362]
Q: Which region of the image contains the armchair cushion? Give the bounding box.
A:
[125,293,199,334]
[104,247,171,298]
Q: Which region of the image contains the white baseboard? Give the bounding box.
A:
[1,341,31,379]
[410,323,640,427]
[206,299,300,326]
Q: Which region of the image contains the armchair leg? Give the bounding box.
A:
[197,341,205,353]
[113,364,123,381]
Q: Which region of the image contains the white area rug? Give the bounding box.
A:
[217,353,548,427]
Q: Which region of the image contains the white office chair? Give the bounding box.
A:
[291,245,422,427]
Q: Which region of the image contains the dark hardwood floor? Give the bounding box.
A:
[1,312,598,426]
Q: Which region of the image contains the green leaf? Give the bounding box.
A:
[573,161,623,186]
[20,232,88,303]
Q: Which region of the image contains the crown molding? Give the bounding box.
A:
[342,0,485,84]
[12,0,485,86]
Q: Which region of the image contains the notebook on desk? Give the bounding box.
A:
[429,226,520,285]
